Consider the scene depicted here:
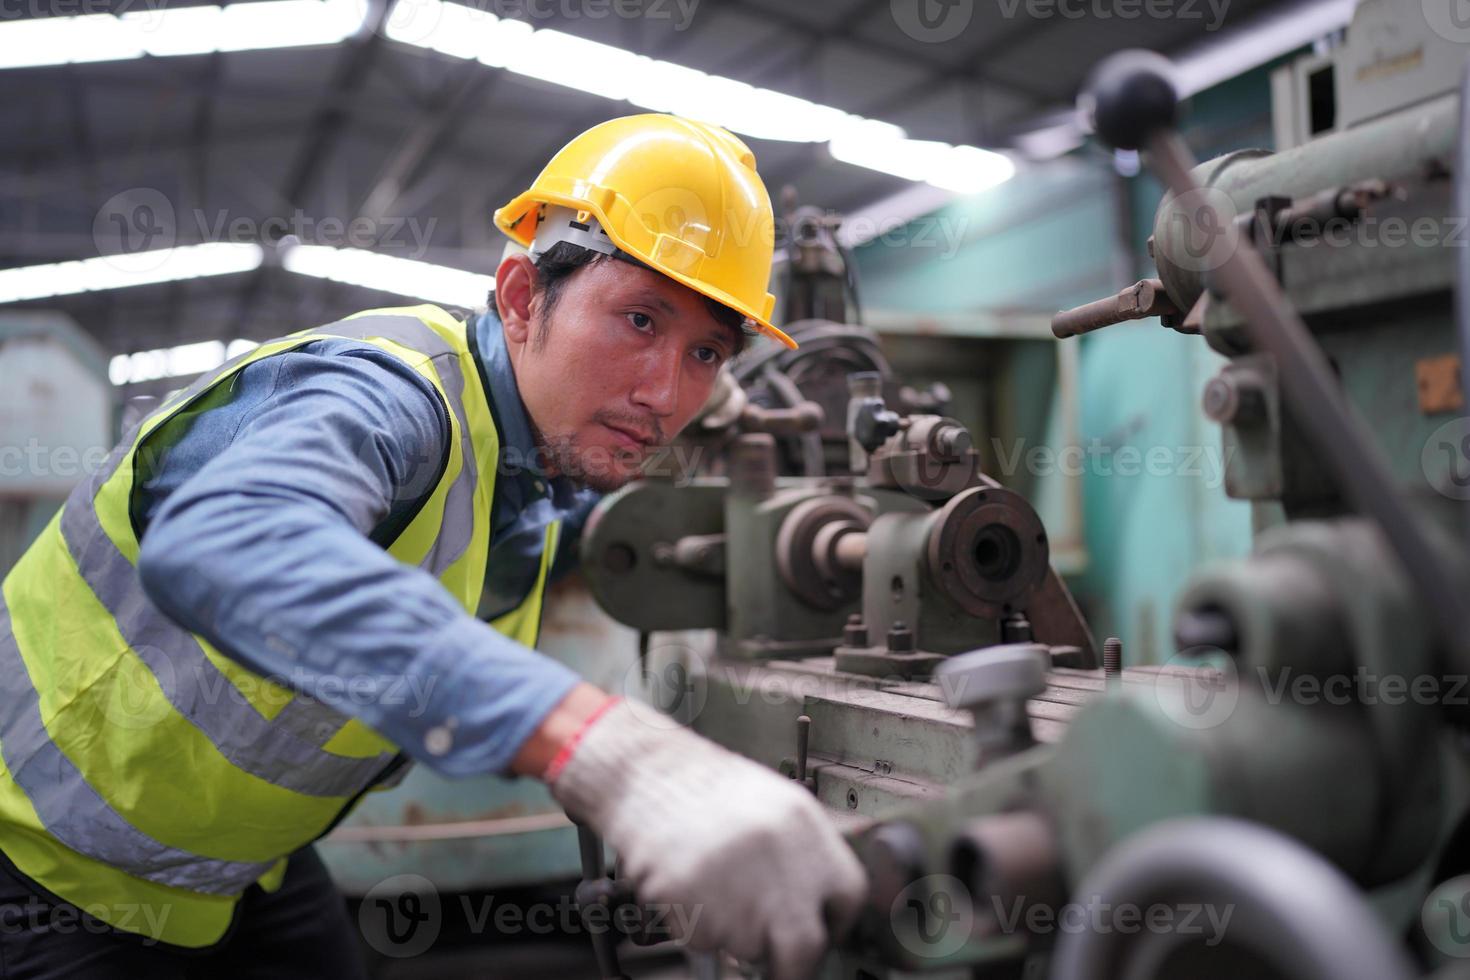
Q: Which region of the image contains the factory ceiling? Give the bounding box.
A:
[2,0,1292,375]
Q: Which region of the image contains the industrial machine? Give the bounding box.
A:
[574,1,1470,976]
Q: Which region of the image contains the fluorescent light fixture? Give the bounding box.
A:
[0,13,144,69]
[0,0,361,70]
[0,243,264,304]
[0,0,1017,195]
[830,122,1015,194]
[107,337,266,386]
[109,340,224,386]
[384,0,1012,192]
[282,244,494,307]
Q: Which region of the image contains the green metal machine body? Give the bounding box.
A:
[579,5,1470,971]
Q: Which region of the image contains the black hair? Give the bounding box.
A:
[529,240,750,357]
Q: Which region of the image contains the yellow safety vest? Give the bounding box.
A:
[0,305,561,947]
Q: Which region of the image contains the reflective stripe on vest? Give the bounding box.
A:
[0,305,560,946]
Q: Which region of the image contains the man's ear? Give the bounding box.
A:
[495,254,539,346]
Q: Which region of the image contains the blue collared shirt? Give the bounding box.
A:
[134,308,600,777]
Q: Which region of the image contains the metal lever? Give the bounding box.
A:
[1051,278,1181,338]
[575,822,630,980]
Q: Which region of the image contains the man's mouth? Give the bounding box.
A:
[603,423,654,453]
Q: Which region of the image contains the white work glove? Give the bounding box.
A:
[547,699,868,980]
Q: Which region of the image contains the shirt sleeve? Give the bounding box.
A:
[135,345,582,778]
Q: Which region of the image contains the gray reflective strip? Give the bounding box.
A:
[270,696,351,748]
[317,314,479,577]
[58,503,396,797]
[0,600,274,895]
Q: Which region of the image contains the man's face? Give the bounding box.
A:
[497,255,737,493]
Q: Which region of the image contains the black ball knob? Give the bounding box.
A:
[1081,49,1180,151]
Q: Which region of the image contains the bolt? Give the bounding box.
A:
[887,621,915,653]
[1103,636,1122,679]
[1202,373,1265,425]
[843,614,868,647]
[1002,612,1033,643]
[933,424,972,461]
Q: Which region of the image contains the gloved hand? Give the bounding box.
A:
[546,698,868,980]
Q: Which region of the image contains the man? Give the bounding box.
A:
[0,114,866,978]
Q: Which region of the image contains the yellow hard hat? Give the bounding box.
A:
[494,113,795,349]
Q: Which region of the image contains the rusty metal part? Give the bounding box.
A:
[651,533,726,577]
[738,400,825,436]
[1202,370,1267,425]
[1415,353,1463,414]
[949,812,1065,924]
[1024,568,1099,665]
[728,433,778,497]
[775,495,873,610]
[926,486,1050,618]
[1051,278,1181,339]
[867,414,982,500]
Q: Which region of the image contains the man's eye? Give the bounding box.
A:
[693,347,721,365]
[627,312,653,331]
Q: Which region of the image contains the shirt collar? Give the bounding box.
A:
[469,308,585,515]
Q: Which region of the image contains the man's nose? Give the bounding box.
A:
[630,347,682,418]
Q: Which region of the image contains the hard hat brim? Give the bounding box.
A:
[495,190,796,351]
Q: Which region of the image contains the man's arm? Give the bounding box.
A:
[137,345,589,776]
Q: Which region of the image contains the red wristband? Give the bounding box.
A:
[542,695,623,783]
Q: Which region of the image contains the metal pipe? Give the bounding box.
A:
[1050,818,1413,980]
